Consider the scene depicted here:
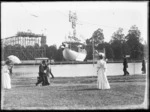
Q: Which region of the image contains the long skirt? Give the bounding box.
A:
[2,73,11,89]
[97,69,110,89]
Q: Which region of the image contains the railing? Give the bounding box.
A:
[13,59,144,65]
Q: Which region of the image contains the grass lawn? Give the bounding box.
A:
[1,74,147,110]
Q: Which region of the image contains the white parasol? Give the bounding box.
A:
[7,55,21,64]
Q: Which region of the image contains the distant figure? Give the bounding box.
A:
[2,60,12,89]
[36,60,49,86]
[46,60,54,79]
[97,53,110,89]
[123,57,129,76]
[141,58,146,74]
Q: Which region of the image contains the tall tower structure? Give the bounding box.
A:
[69,11,77,38]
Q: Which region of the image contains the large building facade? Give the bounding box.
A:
[2,35,46,47]
[1,33,47,60]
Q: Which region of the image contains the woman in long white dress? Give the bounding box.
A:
[1,60,12,89]
[97,53,110,89]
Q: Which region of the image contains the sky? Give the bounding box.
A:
[1,2,148,47]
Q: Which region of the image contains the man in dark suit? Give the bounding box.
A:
[141,58,146,74]
[36,60,48,86]
[123,57,129,76]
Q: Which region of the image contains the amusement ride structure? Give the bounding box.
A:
[61,11,87,61]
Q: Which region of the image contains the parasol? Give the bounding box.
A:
[7,55,21,64]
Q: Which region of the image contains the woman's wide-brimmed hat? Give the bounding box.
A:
[98,52,105,57]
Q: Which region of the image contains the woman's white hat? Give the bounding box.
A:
[98,52,105,57]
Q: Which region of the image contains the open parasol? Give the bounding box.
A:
[7,55,21,64]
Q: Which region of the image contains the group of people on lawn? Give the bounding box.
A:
[35,59,54,86]
[1,53,146,90]
[1,59,55,89]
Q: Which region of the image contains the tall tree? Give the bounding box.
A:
[125,25,143,60]
[90,28,104,46]
[110,28,125,43]
[85,28,105,60]
[85,44,93,61]
[56,48,64,61]
[47,45,57,61]
[103,42,114,60]
[110,28,125,60]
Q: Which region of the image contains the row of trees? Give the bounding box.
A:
[2,43,45,60]
[85,25,147,61]
[2,25,147,61]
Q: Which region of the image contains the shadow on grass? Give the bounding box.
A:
[13,83,43,88]
[13,85,34,88]
[73,88,100,91]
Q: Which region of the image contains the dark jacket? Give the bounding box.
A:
[142,60,146,71]
[39,64,47,76]
[123,58,128,68]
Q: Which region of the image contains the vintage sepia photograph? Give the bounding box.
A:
[1,1,148,110]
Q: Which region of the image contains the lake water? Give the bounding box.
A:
[12,62,147,77]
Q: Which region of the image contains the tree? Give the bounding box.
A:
[47,45,57,61]
[111,41,123,60]
[34,43,40,48]
[85,28,105,61]
[110,28,125,43]
[90,28,104,46]
[126,25,142,42]
[56,48,64,61]
[26,45,35,59]
[122,42,130,57]
[125,25,143,60]
[103,42,114,60]
[110,28,125,60]
[85,44,93,61]
[3,45,13,60]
